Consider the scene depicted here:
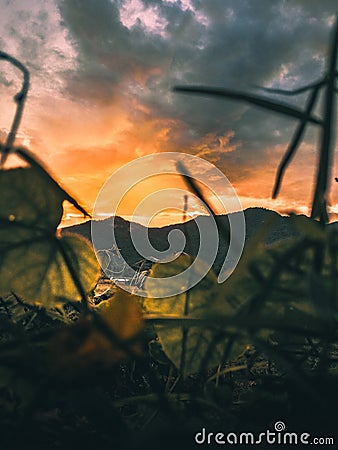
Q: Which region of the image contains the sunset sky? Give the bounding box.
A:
[0,0,338,226]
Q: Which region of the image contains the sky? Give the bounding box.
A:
[0,0,338,226]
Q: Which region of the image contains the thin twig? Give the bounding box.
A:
[0,51,30,166]
[311,15,338,223]
[16,147,90,218]
[176,160,230,247]
[272,84,321,198]
[173,85,323,125]
[173,15,338,223]
[180,194,190,375]
[252,78,325,97]
[56,237,89,313]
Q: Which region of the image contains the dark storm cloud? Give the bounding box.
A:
[58,0,169,101]
[58,0,338,176]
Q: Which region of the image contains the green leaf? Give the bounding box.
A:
[16,148,89,218]
[0,167,100,307]
[0,233,100,307]
[143,255,246,376]
[49,290,144,376]
[0,167,64,231]
[289,215,325,240]
[218,220,338,347]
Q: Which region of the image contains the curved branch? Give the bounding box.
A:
[252,78,325,97]
[16,147,90,218]
[173,85,323,125]
[272,85,321,198]
[0,51,30,166]
[311,14,338,223]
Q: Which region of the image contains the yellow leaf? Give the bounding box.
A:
[0,234,101,307]
[0,167,100,307]
[143,254,245,376]
[48,289,144,377]
[97,288,144,341]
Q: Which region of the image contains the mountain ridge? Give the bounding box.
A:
[61,207,336,273]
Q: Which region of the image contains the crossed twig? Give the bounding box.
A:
[0,51,89,218]
[174,15,338,224]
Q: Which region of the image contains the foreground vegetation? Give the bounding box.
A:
[0,16,338,450]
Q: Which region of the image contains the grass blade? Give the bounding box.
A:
[176,160,230,246]
[16,147,90,218]
[311,15,338,222]
[252,79,325,97]
[272,85,321,198]
[0,51,30,166]
[173,85,323,125]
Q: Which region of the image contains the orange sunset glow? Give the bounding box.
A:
[0,0,337,227]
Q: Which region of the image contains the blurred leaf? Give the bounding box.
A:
[49,290,143,377]
[0,167,64,231]
[218,219,338,349]
[0,233,100,307]
[213,216,279,311]
[144,255,246,376]
[0,167,99,307]
[16,148,89,218]
[96,288,143,341]
[289,215,325,240]
[144,217,337,376]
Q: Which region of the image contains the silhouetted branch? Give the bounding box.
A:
[16,147,90,218]
[173,85,323,125]
[0,51,30,166]
[311,14,338,223]
[174,13,338,224]
[176,160,230,247]
[272,84,321,198]
[252,78,325,96]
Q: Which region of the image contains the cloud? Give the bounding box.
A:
[0,0,76,90]
[1,0,337,220]
[40,0,338,216]
[57,0,170,104]
[57,0,337,149]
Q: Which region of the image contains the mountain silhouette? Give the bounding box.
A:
[61,207,321,274]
